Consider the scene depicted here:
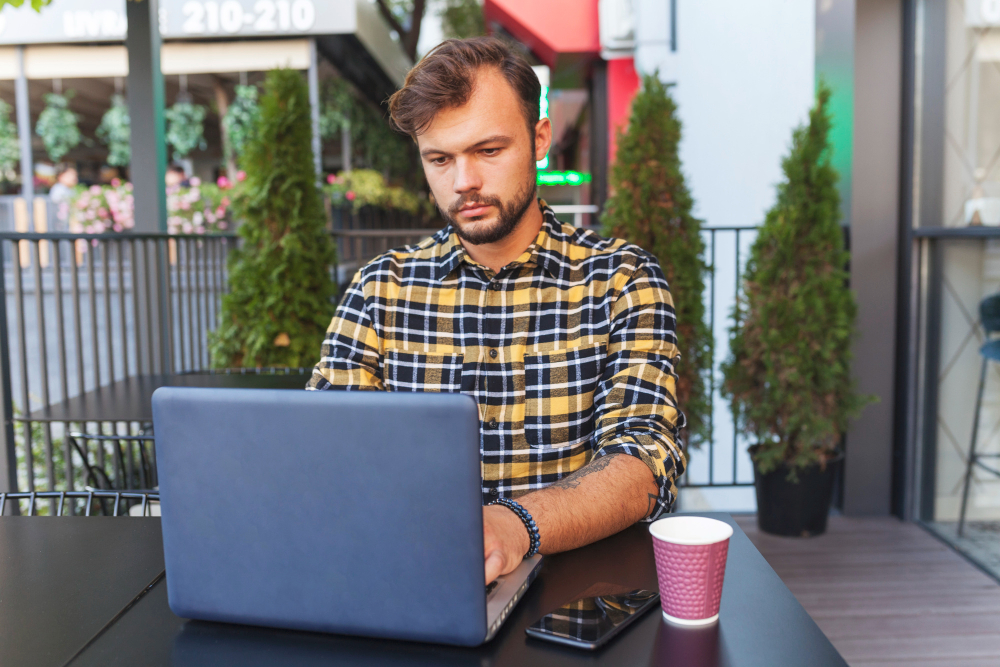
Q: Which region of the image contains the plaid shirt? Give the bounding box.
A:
[307,202,686,519]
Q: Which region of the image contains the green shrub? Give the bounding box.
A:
[36,92,81,162]
[97,95,130,167]
[165,101,207,161]
[324,169,435,218]
[602,74,712,447]
[721,83,872,476]
[209,69,337,369]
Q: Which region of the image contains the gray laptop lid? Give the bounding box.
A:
[152,387,487,646]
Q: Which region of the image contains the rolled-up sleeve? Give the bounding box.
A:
[590,260,687,519]
[306,271,384,391]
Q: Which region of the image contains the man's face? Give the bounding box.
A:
[416,68,551,246]
[59,169,78,187]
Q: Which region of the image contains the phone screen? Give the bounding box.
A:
[525,589,659,650]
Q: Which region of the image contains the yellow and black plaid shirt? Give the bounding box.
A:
[306,202,686,518]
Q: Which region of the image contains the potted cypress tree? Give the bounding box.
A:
[209,69,337,369]
[721,84,871,537]
[602,74,712,447]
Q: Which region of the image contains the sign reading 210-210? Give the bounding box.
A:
[0,0,352,45]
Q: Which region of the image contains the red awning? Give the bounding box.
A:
[483,0,600,68]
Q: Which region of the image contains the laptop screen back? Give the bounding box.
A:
[152,387,487,646]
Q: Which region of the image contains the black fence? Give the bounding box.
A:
[0,221,763,512]
[0,232,235,512]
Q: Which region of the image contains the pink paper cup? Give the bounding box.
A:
[649,516,733,626]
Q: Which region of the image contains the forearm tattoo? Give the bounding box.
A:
[550,453,623,490]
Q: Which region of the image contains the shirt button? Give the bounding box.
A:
[490,487,499,497]
[489,419,498,429]
[489,283,500,291]
[489,349,498,359]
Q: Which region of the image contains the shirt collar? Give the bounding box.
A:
[434,200,566,282]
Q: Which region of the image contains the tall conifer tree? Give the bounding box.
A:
[722,83,870,475]
[602,74,711,446]
[209,69,337,368]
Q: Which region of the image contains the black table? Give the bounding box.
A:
[23,372,314,423]
[1,513,846,667]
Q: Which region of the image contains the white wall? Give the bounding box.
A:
[633,0,815,512]
[636,0,816,229]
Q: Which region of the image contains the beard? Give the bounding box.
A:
[440,173,538,246]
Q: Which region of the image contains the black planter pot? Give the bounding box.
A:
[752,450,843,537]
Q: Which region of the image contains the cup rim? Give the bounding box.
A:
[648,516,734,546]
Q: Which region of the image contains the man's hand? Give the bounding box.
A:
[483,504,530,584]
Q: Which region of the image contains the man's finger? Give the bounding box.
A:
[485,551,504,585]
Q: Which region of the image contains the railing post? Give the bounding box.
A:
[156,239,172,373]
[0,241,19,507]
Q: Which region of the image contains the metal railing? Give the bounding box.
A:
[0,490,159,516]
[682,226,759,489]
[330,205,439,285]
[0,232,236,510]
[0,220,766,508]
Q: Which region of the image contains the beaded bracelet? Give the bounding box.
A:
[489,496,540,558]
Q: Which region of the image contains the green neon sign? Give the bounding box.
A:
[537,171,592,186]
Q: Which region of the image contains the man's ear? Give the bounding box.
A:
[534,118,552,162]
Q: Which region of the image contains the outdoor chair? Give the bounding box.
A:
[959,293,1000,536]
[0,490,159,516]
[67,432,157,493]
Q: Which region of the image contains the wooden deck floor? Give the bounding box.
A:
[735,515,1000,667]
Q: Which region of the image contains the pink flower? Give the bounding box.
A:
[189,176,201,186]
[218,221,228,229]
[346,191,356,201]
[98,207,108,218]
[221,197,230,206]
[236,170,246,182]
[217,176,230,188]
[111,178,121,187]
[89,185,101,194]
[215,206,225,217]
[113,223,123,232]
[326,174,337,184]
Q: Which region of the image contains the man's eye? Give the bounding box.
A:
[482,148,501,156]
[430,157,448,165]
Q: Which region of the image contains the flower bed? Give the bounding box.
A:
[65,173,243,234]
[166,175,240,235]
[323,169,435,219]
[66,180,134,233]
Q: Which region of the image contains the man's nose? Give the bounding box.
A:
[452,157,483,194]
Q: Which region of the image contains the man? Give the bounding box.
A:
[307,37,686,584]
[49,164,78,204]
[165,164,189,189]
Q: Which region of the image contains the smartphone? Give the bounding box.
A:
[525,588,659,650]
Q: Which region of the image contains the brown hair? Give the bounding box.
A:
[388,37,540,138]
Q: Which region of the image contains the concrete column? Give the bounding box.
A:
[126,0,167,233]
[308,38,321,180]
[845,0,902,516]
[14,46,32,208]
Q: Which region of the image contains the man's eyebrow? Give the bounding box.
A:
[420,135,514,158]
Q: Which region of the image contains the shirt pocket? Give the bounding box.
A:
[383,351,465,393]
[523,344,605,449]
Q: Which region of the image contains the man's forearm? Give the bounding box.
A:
[518,453,659,554]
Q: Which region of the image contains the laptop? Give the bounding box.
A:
[152,387,542,647]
